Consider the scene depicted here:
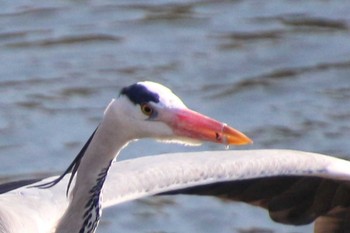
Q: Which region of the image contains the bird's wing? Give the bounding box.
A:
[1,149,350,233]
[103,149,350,230]
[314,207,350,233]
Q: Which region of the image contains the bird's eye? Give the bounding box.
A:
[141,104,153,116]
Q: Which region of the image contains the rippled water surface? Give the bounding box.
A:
[1,0,350,232]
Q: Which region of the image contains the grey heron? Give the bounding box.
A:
[0,81,251,233]
[1,81,350,233]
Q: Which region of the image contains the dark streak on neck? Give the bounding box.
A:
[79,160,112,233]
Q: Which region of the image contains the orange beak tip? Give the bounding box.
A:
[228,135,253,146]
[222,125,252,146]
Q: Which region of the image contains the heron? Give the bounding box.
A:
[0,81,252,233]
[1,82,350,233]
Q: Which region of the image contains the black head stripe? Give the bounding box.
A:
[120,83,160,105]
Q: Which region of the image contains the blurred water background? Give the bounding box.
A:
[1,0,350,232]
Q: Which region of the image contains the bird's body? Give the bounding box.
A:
[1,150,350,233]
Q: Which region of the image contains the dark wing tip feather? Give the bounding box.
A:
[159,176,350,227]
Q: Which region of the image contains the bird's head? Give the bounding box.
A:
[107,81,252,146]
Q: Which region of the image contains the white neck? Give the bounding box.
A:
[55,101,130,233]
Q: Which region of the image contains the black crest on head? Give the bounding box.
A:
[120,83,160,105]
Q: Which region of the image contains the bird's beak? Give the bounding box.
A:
[168,108,252,145]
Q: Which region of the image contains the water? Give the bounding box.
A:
[1,0,350,232]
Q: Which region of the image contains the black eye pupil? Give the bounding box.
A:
[141,104,153,116]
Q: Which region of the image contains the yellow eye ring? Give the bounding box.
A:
[141,104,153,116]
